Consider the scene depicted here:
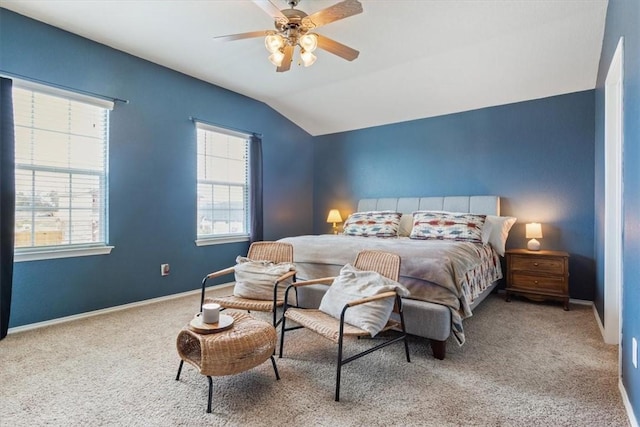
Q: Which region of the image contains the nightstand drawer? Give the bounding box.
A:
[509,255,565,275]
[510,273,567,293]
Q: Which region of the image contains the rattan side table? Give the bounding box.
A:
[175,311,280,413]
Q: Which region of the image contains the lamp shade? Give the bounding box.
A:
[265,34,284,53]
[300,50,317,67]
[299,33,318,52]
[326,209,343,224]
[526,222,542,250]
[526,223,543,239]
[268,50,285,67]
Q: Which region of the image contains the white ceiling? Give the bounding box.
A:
[2,0,608,136]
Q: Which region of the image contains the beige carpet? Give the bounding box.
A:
[0,287,630,426]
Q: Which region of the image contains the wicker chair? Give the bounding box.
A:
[278,250,410,401]
[200,241,296,326]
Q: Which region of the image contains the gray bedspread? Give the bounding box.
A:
[278,234,501,345]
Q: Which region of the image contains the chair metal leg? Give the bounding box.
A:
[335,319,346,401]
[398,296,411,363]
[200,277,208,312]
[175,360,184,381]
[335,343,343,401]
[332,295,411,402]
[270,355,281,380]
[206,376,213,413]
[279,314,286,358]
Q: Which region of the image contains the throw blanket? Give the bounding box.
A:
[279,235,502,345]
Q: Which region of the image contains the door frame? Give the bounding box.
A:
[603,36,624,361]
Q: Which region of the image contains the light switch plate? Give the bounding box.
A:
[633,337,638,369]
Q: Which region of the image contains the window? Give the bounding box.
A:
[196,123,250,244]
[13,81,112,260]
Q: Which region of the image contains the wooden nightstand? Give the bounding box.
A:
[505,249,570,310]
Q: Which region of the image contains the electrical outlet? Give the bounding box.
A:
[633,337,638,369]
[161,264,170,276]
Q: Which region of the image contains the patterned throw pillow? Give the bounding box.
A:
[342,211,402,237]
[410,211,486,243]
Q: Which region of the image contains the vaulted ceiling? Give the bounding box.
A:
[2,0,608,136]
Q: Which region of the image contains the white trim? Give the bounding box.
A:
[603,36,624,348]
[195,235,250,246]
[594,304,638,427]
[13,78,115,110]
[568,298,593,306]
[594,303,606,337]
[7,282,234,334]
[619,379,639,427]
[14,246,114,262]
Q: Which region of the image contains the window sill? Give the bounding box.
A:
[14,246,114,262]
[195,235,250,246]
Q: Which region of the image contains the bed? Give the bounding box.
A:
[278,195,509,360]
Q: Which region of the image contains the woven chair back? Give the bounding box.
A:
[353,250,401,281]
[247,241,294,264]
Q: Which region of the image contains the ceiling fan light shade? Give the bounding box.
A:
[300,50,317,67]
[269,50,285,67]
[299,33,318,52]
[264,33,285,53]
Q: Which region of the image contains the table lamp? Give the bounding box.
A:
[526,223,542,251]
[326,209,343,234]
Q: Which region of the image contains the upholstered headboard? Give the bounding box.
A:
[357,196,500,216]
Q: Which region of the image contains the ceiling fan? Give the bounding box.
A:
[214,0,363,72]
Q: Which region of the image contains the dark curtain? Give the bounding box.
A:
[249,134,263,243]
[0,77,15,340]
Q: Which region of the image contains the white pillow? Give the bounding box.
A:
[233,256,294,300]
[481,215,517,256]
[318,263,410,337]
[398,213,414,237]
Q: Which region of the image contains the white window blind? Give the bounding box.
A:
[13,82,111,252]
[196,122,250,241]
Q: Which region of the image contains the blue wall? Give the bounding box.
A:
[595,0,640,419]
[313,91,596,301]
[0,9,314,327]
[3,4,637,420]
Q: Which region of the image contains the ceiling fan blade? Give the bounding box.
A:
[252,0,289,26]
[214,30,271,42]
[316,34,359,61]
[277,45,294,72]
[301,0,363,30]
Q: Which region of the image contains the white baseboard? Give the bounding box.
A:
[593,303,606,338]
[620,379,639,427]
[569,297,593,306]
[594,304,637,427]
[7,282,234,335]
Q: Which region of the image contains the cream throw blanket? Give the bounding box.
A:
[319,263,410,337]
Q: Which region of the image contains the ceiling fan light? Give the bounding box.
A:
[299,33,318,53]
[269,50,285,67]
[300,50,317,67]
[264,34,284,53]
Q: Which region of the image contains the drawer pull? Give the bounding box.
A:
[534,280,539,284]
[533,262,539,266]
